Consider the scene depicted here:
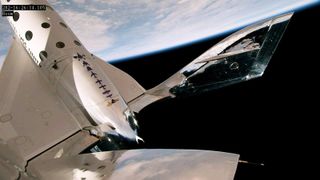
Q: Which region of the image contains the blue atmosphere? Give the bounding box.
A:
[0,0,319,67]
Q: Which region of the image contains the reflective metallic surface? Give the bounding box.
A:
[128,13,293,112]
[27,149,239,180]
[0,0,293,179]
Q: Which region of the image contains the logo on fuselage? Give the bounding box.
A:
[74,53,119,106]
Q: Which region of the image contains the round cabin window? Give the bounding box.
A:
[39,51,48,61]
[13,12,20,21]
[74,40,81,46]
[25,31,33,41]
[41,22,50,28]
[56,41,65,48]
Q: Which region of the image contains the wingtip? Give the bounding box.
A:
[272,11,294,24]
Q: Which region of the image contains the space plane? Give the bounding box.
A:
[0,0,292,179]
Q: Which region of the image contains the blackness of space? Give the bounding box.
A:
[113,5,319,180]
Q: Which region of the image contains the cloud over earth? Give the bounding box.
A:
[0,0,318,64]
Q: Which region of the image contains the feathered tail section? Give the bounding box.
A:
[128,13,293,112]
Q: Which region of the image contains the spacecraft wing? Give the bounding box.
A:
[128,13,293,112]
[0,38,82,167]
[26,149,239,180]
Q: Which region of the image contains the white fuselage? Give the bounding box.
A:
[2,0,138,141]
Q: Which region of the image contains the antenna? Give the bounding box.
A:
[239,160,265,166]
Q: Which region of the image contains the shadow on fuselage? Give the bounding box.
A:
[81,134,142,153]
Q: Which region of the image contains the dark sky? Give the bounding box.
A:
[113,4,319,180]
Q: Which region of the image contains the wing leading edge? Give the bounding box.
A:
[128,13,293,112]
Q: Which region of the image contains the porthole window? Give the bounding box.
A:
[56,41,65,48]
[74,40,81,46]
[25,31,33,41]
[41,22,50,28]
[59,22,67,28]
[13,12,19,22]
[39,51,48,61]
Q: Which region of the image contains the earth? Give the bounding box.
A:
[0,0,319,68]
